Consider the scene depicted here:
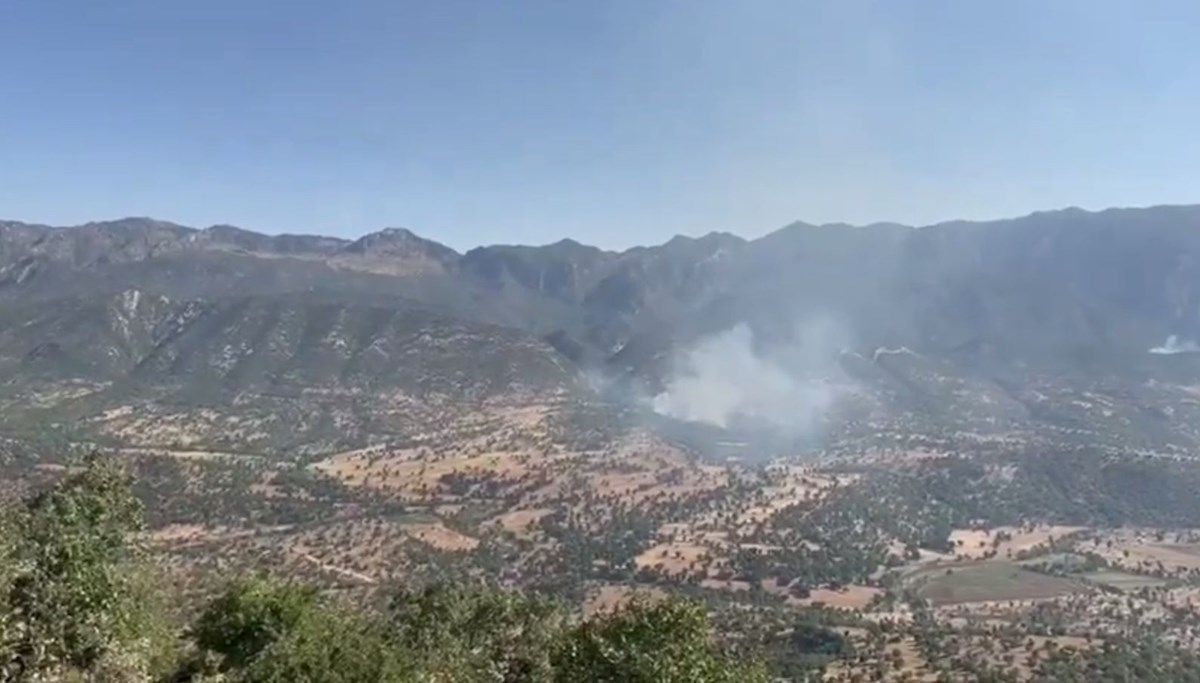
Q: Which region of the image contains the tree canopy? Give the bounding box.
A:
[0,456,767,682]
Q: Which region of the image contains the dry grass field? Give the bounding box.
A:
[948,524,1086,560]
[1086,529,1200,576]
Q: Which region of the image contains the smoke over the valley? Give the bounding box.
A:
[1150,335,1200,355]
[651,320,853,437]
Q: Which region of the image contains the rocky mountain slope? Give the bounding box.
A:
[5,206,1200,358]
[1,204,1200,457]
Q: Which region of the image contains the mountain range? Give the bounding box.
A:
[3,204,1200,458]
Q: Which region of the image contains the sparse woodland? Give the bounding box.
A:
[3,212,1200,681]
[0,456,767,682]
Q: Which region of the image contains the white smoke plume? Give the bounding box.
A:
[651,320,852,435]
[1149,335,1200,355]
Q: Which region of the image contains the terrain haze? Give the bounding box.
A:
[2,202,1200,459]
[9,3,1200,680]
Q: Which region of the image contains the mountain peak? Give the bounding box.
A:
[376,226,420,239]
[202,223,255,235]
[345,227,454,254]
[664,231,746,247]
[337,227,459,276]
[80,217,190,233]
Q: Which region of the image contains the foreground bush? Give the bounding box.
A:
[0,458,767,682]
[554,599,768,683]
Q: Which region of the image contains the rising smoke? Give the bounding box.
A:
[651,319,852,437]
[1149,335,1200,355]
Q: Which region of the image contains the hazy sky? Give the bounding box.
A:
[1,1,1197,250]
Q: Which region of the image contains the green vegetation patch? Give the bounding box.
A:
[910,562,1086,605]
[1079,570,1168,592]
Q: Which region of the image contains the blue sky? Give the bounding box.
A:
[1,1,1198,250]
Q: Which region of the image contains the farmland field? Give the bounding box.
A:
[1080,570,1168,592]
[910,562,1087,605]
